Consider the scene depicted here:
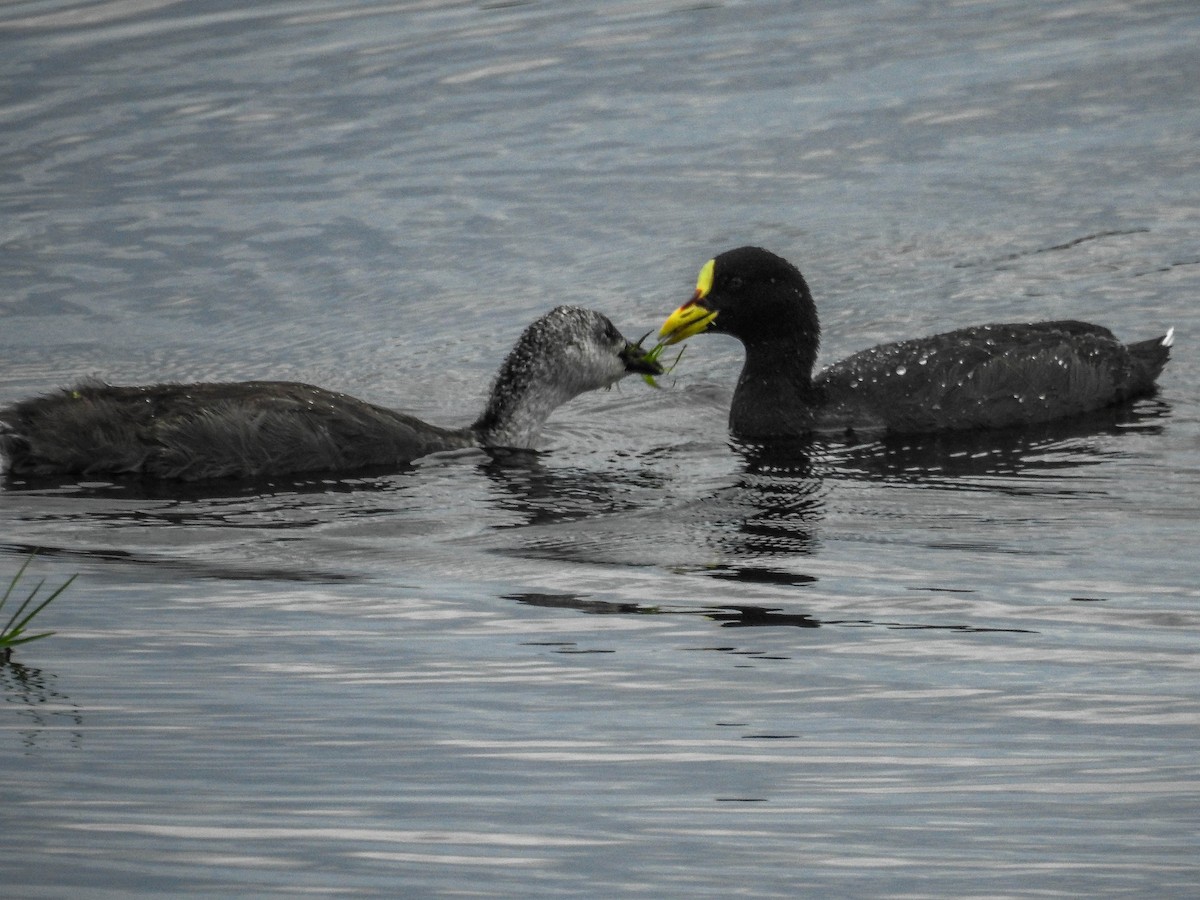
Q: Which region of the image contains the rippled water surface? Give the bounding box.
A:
[3,1,1199,896]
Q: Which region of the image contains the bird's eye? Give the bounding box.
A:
[728,276,744,290]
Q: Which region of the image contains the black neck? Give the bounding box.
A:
[729,338,821,438]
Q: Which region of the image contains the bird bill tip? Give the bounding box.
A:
[658,303,718,345]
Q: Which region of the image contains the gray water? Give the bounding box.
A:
[2,1,1199,896]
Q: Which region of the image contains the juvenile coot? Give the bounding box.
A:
[0,306,662,480]
[660,246,1173,438]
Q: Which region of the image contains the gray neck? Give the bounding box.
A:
[471,368,582,449]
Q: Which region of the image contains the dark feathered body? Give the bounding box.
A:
[0,380,474,480]
[665,246,1173,439]
[809,320,1171,435]
[0,306,661,481]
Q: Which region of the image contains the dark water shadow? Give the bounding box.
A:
[0,448,679,581]
[507,591,1033,635]
[0,401,1169,584]
[0,462,429,579]
[1,659,83,751]
[474,443,825,570]
[479,401,1169,573]
[713,441,825,558]
[1,447,657,531]
[488,399,1173,576]
[701,565,818,587]
[0,460,422,503]
[0,448,674,581]
[735,397,1171,491]
[951,228,1152,268]
[478,449,671,529]
[658,400,1171,572]
[0,541,362,584]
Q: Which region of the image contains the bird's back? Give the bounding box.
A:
[0,380,474,480]
[815,321,1171,435]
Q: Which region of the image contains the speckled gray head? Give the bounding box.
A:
[472,306,661,448]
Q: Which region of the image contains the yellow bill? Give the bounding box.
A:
[658,258,719,345]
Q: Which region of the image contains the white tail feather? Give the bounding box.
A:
[1161,326,1175,348]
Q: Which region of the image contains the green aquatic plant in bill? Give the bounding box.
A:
[1,554,74,661]
[635,334,687,388]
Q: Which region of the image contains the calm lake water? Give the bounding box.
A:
[3,0,1199,896]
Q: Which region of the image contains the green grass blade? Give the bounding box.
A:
[2,577,46,634]
[1,553,37,608]
[6,574,75,637]
[4,631,56,647]
[1,555,72,655]
[640,343,688,389]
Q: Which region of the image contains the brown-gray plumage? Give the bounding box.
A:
[0,306,661,481]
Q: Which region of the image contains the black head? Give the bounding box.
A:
[660,246,819,351]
